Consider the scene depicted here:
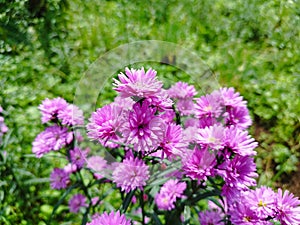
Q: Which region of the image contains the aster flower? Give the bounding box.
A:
[229,200,261,225]
[87,211,132,225]
[158,109,176,124]
[183,146,216,181]
[50,168,70,189]
[145,89,173,111]
[176,99,195,116]
[69,193,88,213]
[112,157,150,193]
[197,124,225,150]
[122,101,165,153]
[194,91,223,118]
[86,155,107,179]
[167,81,197,99]
[38,97,68,123]
[113,67,162,98]
[160,123,188,158]
[225,105,252,129]
[275,188,300,225]
[155,179,186,210]
[220,87,246,108]
[32,125,73,158]
[87,103,124,148]
[70,147,89,169]
[224,126,257,156]
[217,155,258,190]
[57,104,84,126]
[198,210,224,225]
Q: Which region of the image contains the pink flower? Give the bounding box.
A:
[197,124,225,150]
[112,157,150,193]
[198,211,224,225]
[194,91,223,118]
[32,125,73,158]
[57,104,84,126]
[38,97,68,123]
[69,194,88,213]
[122,101,165,153]
[113,67,162,98]
[70,147,89,169]
[49,168,70,189]
[87,211,131,225]
[225,105,252,129]
[220,87,246,108]
[167,81,197,99]
[86,156,107,179]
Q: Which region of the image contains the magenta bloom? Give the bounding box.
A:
[220,87,246,108]
[87,211,131,225]
[113,67,162,98]
[38,97,68,123]
[167,81,197,99]
[229,200,261,225]
[176,99,195,116]
[160,123,188,158]
[217,155,258,190]
[183,146,216,181]
[224,126,257,156]
[86,156,107,179]
[87,103,124,148]
[197,124,225,150]
[194,91,223,118]
[145,89,173,111]
[50,168,70,189]
[155,179,186,210]
[122,101,165,153]
[57,104,84,126]
[69,194,88,213]
[70,147,89,169]
[32,125,73,158]
[198,211,224,225]
[112,157,150,193]
[275,188,300,225]
[225,105,252,129]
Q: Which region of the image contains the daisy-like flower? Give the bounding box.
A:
[275,188,300,225]
[113,67,163,98]
[87,103,124,148]
[32,125,73,158]
[122,101,165,153]
[246,186,276,219]
[229,200,261,225]
[198,210,224,225]
[50,168,70,189]
[86,156,107,179]
[112,157,150,193]
[146,89,173,111]
[160,123,188,158]
[57,104,84,126]
[220,87,246,108]
[224,126,257,156]
[197,124,225,150]
[87,211,132,225]
[167,81,197,99]
[183,146,216,181]
[225,105,252,129]
[69,193,88,213]
[176,99,195,116]
[38,97,68,123]
[217,155,258,191]
[194,91,223,118]
[155,179,186,210]
[70,147,89,169]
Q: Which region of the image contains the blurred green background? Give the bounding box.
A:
[1,0,300,224]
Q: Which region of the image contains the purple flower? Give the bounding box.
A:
[69,193,88,213]
[183,146,216,181]
[217,155,258,190]
[122,101,165,153]
[220,87,246,108]
[145,89,173,111]
[160,123,188,158]
[86,156,107,179]
[275,188,300,225]
[167,81,197,99]
[155,179,186,210]
[197,124,225,150]
[32,125,73,158]
[225,105,252,129]
[198,211,224,225]
[70,147,89,169]
[112,157,150,193]
[194,91,223,118]
[113,67,163,98]
[87,103,124,148]
[224,126,257,156]
[38,97,68,123]
[57,104,84,126]
[87,211,131,225]
[49,168,70,189]
[176,99,195,116]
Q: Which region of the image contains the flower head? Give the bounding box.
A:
[57,104,84,126]
[113,67,162,98]
[198,210,224,225]
[197,124,225,150]
[70,147,89,169]
[220,87,246,108]
[87,211,132,225]
[112,157,150,193]
[69,194,88,213]
[86,156,107,179]
[194,91,223,118]
[167,81,197,99]
[50,168,70,189]
[38,97,68,123]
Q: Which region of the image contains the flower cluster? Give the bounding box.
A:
[33,67,300,225]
